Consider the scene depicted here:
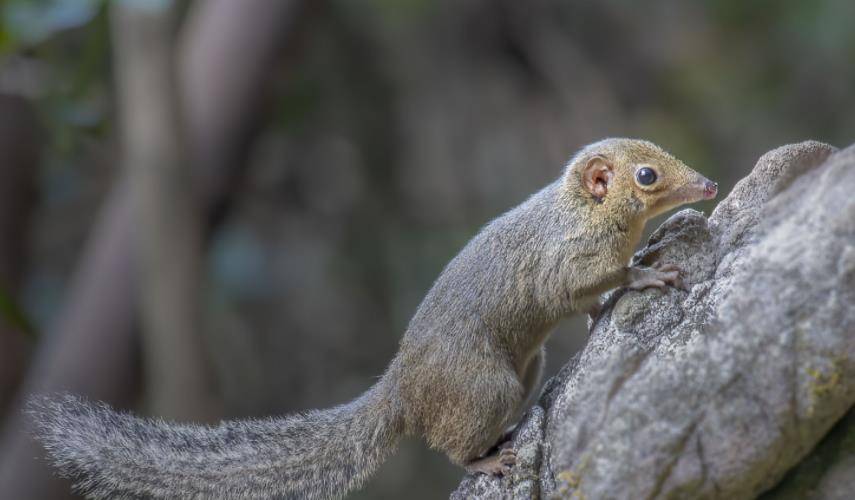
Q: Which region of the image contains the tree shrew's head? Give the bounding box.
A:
[567,138,717,222]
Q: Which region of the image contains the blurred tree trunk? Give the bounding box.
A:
[0,177,138,500]
[0,1,308,498]
[111,0,215,420]
[0,94,38,418]
[178,0,309,229]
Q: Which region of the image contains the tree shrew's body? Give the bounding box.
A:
[32,138,718,499]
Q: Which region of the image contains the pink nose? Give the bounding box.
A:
[703,180,718,199]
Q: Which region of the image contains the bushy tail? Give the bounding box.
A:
[29,384,402,500]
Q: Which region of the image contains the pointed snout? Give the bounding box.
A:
[689,174,718,201]
[702,179,718,200]
[669,175,719,207]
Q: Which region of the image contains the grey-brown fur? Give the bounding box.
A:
[31,138,714,499]
[30,384,401,499]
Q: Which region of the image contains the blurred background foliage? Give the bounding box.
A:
[0,0,853,498]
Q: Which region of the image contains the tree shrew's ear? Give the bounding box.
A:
[581,155,613,202]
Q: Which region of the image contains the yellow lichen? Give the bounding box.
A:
[554,456,591,499]
[556,470,580,489]
[805,357,844,416]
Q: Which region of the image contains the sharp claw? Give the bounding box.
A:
[661,271,685,289]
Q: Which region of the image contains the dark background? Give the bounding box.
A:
[0,0,853,498]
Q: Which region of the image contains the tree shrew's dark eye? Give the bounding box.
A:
[636,167,657,186]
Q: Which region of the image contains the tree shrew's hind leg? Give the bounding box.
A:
[464,357,538,476]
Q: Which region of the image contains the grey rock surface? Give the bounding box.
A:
[452,141,855,499]
[761,406,855,500]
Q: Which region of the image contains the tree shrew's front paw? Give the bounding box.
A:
[465,448,517,477]
[626,263,685,291]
